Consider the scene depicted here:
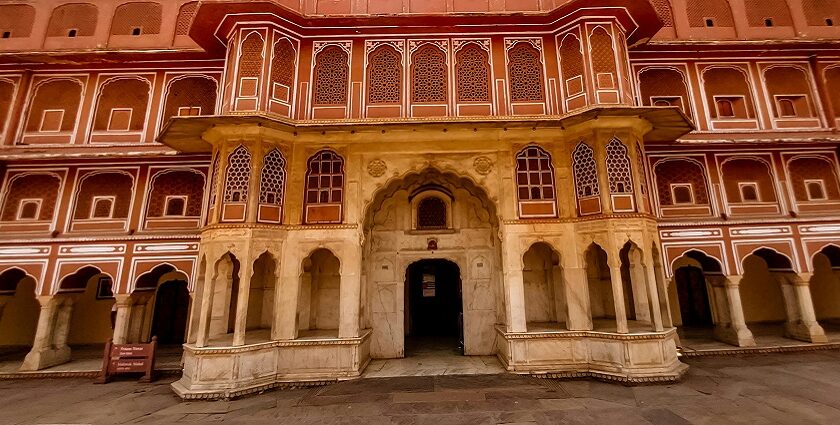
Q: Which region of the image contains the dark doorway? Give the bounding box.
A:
[406,260,463,354]
[151,280,190,344]
[675,266,713,327]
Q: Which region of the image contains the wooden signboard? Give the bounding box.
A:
[95,336,157,383]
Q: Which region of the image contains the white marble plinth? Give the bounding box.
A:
[495,325,687,383]
[172,330,371,399]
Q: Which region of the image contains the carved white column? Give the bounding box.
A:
[195,259,216,347]
[500,231,527,333]
[562,267,593,331]
[338,246,362,338]
[781,272,827,343]
[715,275,755,347]
[608,264,629,334]
[232,251,254,346]
[21,296,72,371]
[111,294,133,344]
[642,250,664,331]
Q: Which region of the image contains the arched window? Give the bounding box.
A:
[606,139,633,194]
[0,4,35,38]
[25,79,84,134]
[516,146,556,201]
[1,174,62,222]
[270,38,296,102]
[224,146,251,203]
[417,197,447,230]
[304,150,344,224]
[237,32,264,100]
[654,159,710,206]
[260,149,286,206]
[175,2,198,36]
[162,76,217,122]
[147,170,204,218]
[507,42,545,102]
[589,27,618,92]
[313,46,349,106]
[638,68,690,114]
[111,2,163,35]
[47,3,98,38]
[93,77,151,132]
[455,44,490,103]
[411,44,447,104]
[74,172,134,220]
[208,153,220,209]
[788,156,840,202]
[573,143,599,199]
[367,45,402,105]
[721,158,778,204]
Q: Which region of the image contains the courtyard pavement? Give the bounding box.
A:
[3,350,840,424]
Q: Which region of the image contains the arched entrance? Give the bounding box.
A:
[0,269,39,355]
[810,245,840,322]
[674,266,713,327]
[151,280,190,344]
[362,168,500,358]
[405,259,463,355]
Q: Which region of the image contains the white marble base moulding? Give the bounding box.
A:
[171,330,372,399]
[495,326,687,383]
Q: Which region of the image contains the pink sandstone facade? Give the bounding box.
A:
[0,0,838,398]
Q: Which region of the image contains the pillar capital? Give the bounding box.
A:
[114,293,134,307]
[722,275,743,288]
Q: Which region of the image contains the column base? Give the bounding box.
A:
[714,325,756,347]
[19,345,71,371]
[785,322,828,343]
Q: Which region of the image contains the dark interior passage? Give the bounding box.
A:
[406,260,463,353]
[151,280,190,344]
[675,266,714,327]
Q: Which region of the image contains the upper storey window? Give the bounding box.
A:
[24,78,84,138]
[91,77,151,142]
[258,148,287,223]
[507,42,545,103]
[744,0,793,27]
[224,146,251,204]
[313,46,350,107]
[304,150,344,224]
[701,66,758,129]
[367,45,402,105]
[687,0,735,28]
[162,76,218,125]
[0,4,35,38]
[111,2,162,36]
[47,3,98,38]
[573,142,601,216]
[559,34,586,111]
[455,43,491,103]
[803,0,840,26]
[417,197,447,230]
[638,68,691,116]
[411,44,448,104]
[516,146,558,218]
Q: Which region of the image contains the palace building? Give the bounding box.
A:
[0,0,839,399]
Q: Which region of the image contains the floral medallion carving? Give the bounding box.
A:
[473,156,493,175]
[367,159,387,177]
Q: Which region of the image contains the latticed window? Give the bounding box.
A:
[260,149,286,206]
[606,139,633,194]
[93,78,151,131]
[654,159,710,205]
[559,35,584,96]
[162,76,217,123]
[650,0,674,27]
[239,32,264,79]
[456,44,490,103]
[147,170,204,217]
[411,45,448,103]
[788,156,840,201]
[589,28,617,88]
[367,45,402,104]
[47,3,98,37]
[417,197,447,230]
[507,43,545,102]
[305,150,344,205]
[573,143,599,198]
[209,153,220,208]
[515,146,556,201]
[635,143,647,196]
[74,172,134,219]
[687,0,735,27]
[111,2,163,35]
[802,0,840,26]
[271,38,296,96]
[1,174,61,221]
[313,46,349,105]
[224,146,251,203]
[175,2,198,36]
[26,79,84,133]
[0,4,35,37]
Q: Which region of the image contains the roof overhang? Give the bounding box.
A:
[157,106,694,153]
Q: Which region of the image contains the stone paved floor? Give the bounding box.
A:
[3,350,840,424]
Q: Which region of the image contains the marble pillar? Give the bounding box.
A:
[21,296,71,371]
[233,252,254,346]
[562,267,593,330]
[780,272,827,343]
[608,265,629,333]
[111,294,133,344]
[339,250,362,338]
[195,260,216,348]
[713,275,755,347]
